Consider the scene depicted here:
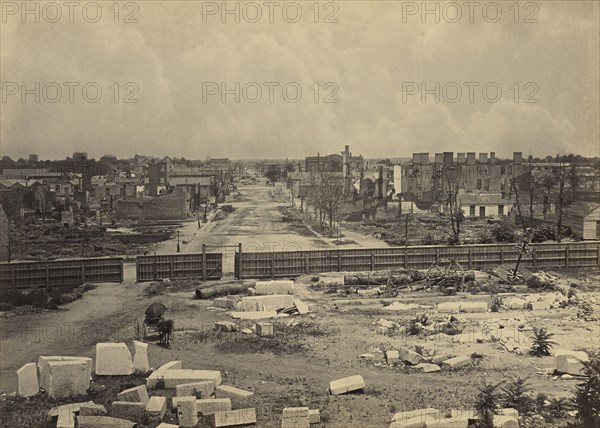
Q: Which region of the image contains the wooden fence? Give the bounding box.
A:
[136,252,222,282]
[0,257,124,290]
[234,241,600,279]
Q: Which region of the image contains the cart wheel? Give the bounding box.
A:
[426,259,465,291]
[141,323,148,341]
[134,318,141,340]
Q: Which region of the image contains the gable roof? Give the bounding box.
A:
[563,201,600,217]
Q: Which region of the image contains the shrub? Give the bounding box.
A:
[547,397,569,419]
[422,233,438,245]
[491,220,517,243]
[573,349,600,427]
[490,295,501,312]
[82,282,97,291]
[0,302,15,311]
[531,225,557,243]
[502,376,534,415]
[530,327,556,357]
[447,232,460,246]
[474,380,504,428]
[478,229,494,244]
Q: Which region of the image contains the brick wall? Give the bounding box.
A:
[116,188,188,220]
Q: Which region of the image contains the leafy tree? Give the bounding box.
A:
[474,380,504,428]
[28,154,39,163]
[573,349,600,427]
[530,327,556,356]
[552,160,579,242]
[491,220,517,243]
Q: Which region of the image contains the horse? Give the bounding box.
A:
[156,319,174,347]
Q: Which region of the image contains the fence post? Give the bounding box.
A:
[120,259,124,283]
[81,262,85,282]
[500,249,504,264]
[271,252,275,278]
[468,248,473,270]
[46,266,50,286]
[370,252,375,272]
[565,246,570,268]
[237,243,243,280]
[597,243,600,267]
[532,249,537,268]
[170,261,174,278]
[305,253,309,274]
[404,249,408,269]
[338,251,342,272]
[11,266,16,291]
[202,244,207,282]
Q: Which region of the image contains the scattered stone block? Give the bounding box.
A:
[146,396,167,420]
[441,355,472,371]
[212,408,257,427]
[294,299,309,314]
[111,401,145,423]
[17,362,39,397]
[391,408,439,423]
[414,363,441,373]
[555,350,589,376]
[95,343,133,376]
[399,347,424,365]
[133,341,150,373]
[79,403,107,416]
[48,402,93,419]
[494,408,519,428]
[329,375,365,395]
[156,424,179,428]
[309,409,320,424]
[460,302,488,313]
[437,302,461,313]
[57,404,76,428]
[176,380,215,398]
[504,298,527,309]
[38,356,93,391]
[177,397,198,427]
[229,311,278,320]
[117,384,149,406]
[46,361,90,398]
[156,360,182,372]
[215,385,254,404]
[282,407,309,428]
[215,321,237,332]
[376,326,390,335]
[255,280,294,295]
[147,369,222,389]
[240,295,295,311]
[432,355,450,365]
[414,345,435,357]
[197,398,232,415]
[214,297,237,309]
[77,416,137,427]
[255,321,273,336]
[386,350,400,365]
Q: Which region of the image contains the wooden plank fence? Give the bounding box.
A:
[235,241,600,279]
[0,257,124,290]
[136,252,222,282]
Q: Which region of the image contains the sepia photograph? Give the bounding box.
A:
[0,1,599,427]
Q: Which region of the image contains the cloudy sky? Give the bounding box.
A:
[1,1,598,159]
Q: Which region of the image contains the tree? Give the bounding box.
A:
[72,151,88,164]
[443,165,464,245]
[28,154,39,163]
[573,349,600,427]
[552,160,579,241]
[474,380,505,428]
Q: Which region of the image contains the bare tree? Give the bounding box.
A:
[552,159,579,241]
[442,166,464,245]
[306,167,346,230]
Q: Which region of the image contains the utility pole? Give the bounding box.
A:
[405,214,409,247]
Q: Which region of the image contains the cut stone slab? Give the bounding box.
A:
[229,311,278,320]
[282,407,309,428]
[309,409,320,424]
[399,347,424,365]
[17,362,39,397]
[386,350,400,365]
[133,341,150,373]
[391,408,439,423]
[117,384,149,406]
[38,356,93,391]
[294,299,309,314]
[95,343,133,376]
[255,280,294,295]
[329,375,365,395]
[147,369,222,389]
[156,360,182,372]
[215,321,237,332]
[77,416,137,428]
[197,398,232,415]
[437,302,461,313]
[494,408,519,428]
[504,298,528,309]
[176,380,215,398]
[240,295,295,311]
[255,321,273,336]
[460,302,488,313]
[212,408,257,427]
[157,424,179,428]
[213,297,237,309]
[215,385,255,402]
[79,403,107,416]
[111,401,145,423]
[57,404,76,428]
[432,355,450,365]
[177,397,198,427]
[555,350,589,376]
[146,396,167,420]
[48,402,93,418]
[414,363,441,373]
[441,355,472,371]
[46,361,90,398]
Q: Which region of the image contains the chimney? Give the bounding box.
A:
[443,152,454,164]
[513,152,523,164]
[435,153,444,163]
[479,153,488,164]
[420,153,429,164]
[412,153,420,163]
[457,153,466,163]
[490,152,496,164]
[467,152,476,164]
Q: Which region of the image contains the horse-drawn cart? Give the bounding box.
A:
[134,303,174,347]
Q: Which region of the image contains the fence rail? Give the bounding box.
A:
[136,252,222,282]
[0,257,124,290]
[235,241,600,279]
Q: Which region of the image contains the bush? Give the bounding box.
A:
[531,225,557,243]
[491,220,517,243]
[0,302,15,311]
[422,233,438,245]
[478,229,494,244]
[82,282,97,291]
[447,232,460,246]
[530,327,556,356]
[474,380,504,428]
[574,349,600,426]
[502,376,534,415]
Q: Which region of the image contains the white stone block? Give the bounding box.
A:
[329,375,365,395]
[17,362,39,397]
[47,361,90,398]
[176,380,215,398]
[212,408,257,427]
[147,369,222,389]
[255,280,294,295]
[38,356,93,391]
[282,407,309,428]
[146,396,167,419]
[95,343,132,376]
[133,341,150,373]
[117,384,149,406]
[240,295,295,311]
[177,398,198,427]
